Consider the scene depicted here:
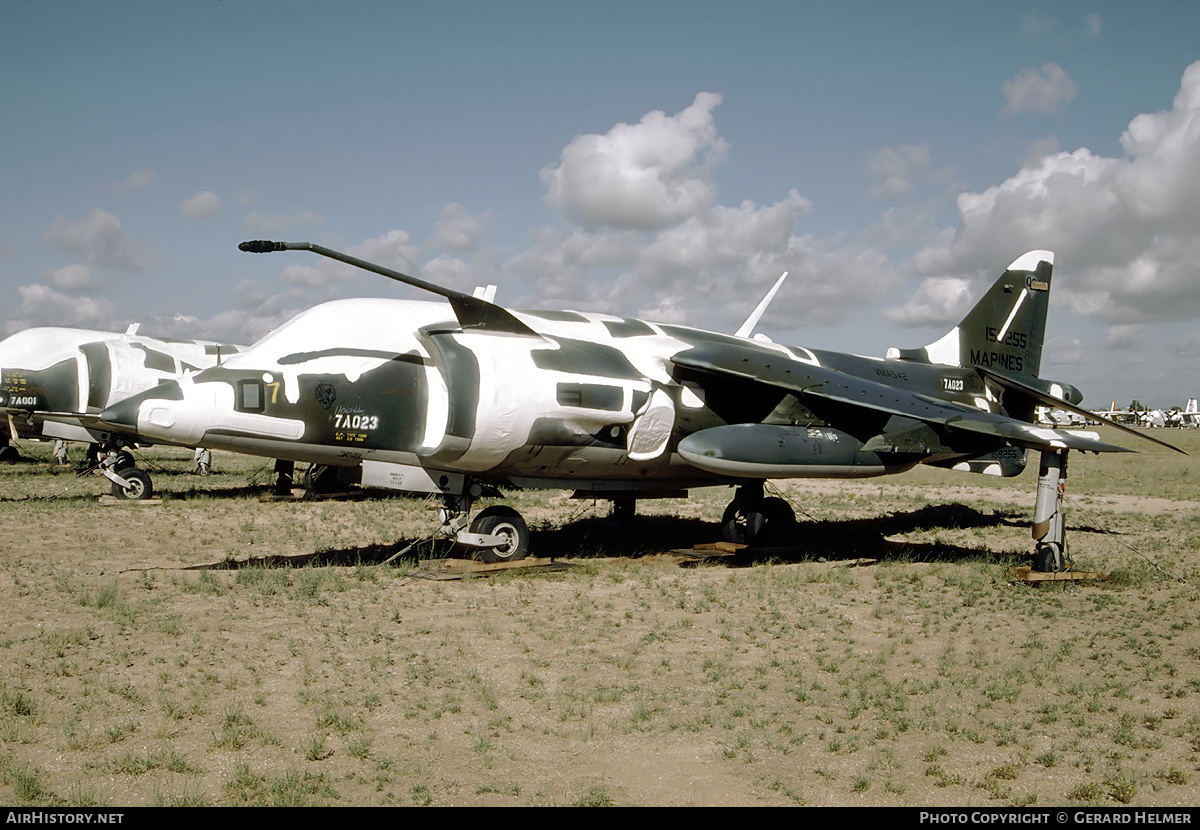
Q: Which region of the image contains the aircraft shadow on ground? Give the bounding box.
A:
[205,501,1037,570]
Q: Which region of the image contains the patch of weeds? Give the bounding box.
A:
[305,733,334,761]
[212,703,272,749]
[574,784,614,806]
[1034,750,1058,768]
[989,761,1021,781]
[925,765,965,788]
[95,583,120,609]
[153,783,209,807]
[235,566,290,596]
[108,746,198,776]
[105,681,142,704]
[64,781,106,808]
[2,685,36,719]
[1155,767,1187,786]
[293,569,331,602]
[224,762,266,806]
[1107,775,1136,805]
[1067,781,1103,802]
[4,765,53,806]
[104,721,138,743]
[315,698,362,734]
[921,745,948,763]
[347,735,372,760]
[269,770,339,806]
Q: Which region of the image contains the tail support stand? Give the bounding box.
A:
[1032,448,1068,572]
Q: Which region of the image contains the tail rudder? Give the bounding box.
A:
[890,251,1053,379]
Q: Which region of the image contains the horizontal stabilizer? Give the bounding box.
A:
[976,365,1186,455]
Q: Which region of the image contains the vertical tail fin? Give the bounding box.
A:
[890,251,1054,379]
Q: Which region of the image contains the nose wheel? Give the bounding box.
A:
[109,467,153,500]
[94,446,154,500]
[468,506,530,563]
[437,493,532,563]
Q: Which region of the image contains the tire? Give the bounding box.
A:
[0,446,20,464]
[1032,543,1063,573]
[111,468,153,500]
[304,464,343,494]
[470,506,530,563]
[721,496,795,546]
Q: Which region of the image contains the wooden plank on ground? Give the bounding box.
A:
[98,495,163,506]
[1009,566,1104,584]
[401,557,564,581]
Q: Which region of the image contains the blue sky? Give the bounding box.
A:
[3,1,1200,406]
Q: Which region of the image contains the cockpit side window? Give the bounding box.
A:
[237,378,264,412]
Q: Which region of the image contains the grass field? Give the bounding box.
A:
[0,426,1198,806]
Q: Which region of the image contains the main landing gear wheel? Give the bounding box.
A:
[1032,543,1065,573]
[721,496,796,546]
[469,506,530,563]
[111,468,153,500]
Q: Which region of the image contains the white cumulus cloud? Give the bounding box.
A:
[865,143,956,201]
[882,276,974,328]
[910,60,1200,328]
[113,169,156,193]
[541,92,728,231]
[45,264,96,291]
[180,191,222,219]
[428,203,490,252]
[43,209,150,269]
[1001,63,1078,115]
[5,284,121,334]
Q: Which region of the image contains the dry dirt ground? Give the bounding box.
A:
[1,426,1199,807]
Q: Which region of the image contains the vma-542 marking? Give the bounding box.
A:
[93,241,1183,570]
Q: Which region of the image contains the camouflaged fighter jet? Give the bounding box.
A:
[93,242,1182,570]
[0,325,240,496]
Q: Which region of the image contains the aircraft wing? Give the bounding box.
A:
[671,342,1133,455]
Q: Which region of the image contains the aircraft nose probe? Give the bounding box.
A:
[238,240,539,336]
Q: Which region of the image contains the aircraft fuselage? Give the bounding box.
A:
[101,296,1037,496]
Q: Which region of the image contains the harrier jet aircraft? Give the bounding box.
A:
[0,325,240,495]
[95,242,1182,571]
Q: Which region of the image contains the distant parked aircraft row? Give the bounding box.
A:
[1085,399,1200,428]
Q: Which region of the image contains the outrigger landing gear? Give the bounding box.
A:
[720,481,796,546]
[437,489,531,563]
[1032,449,1068,572]
[273,459,295,496]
